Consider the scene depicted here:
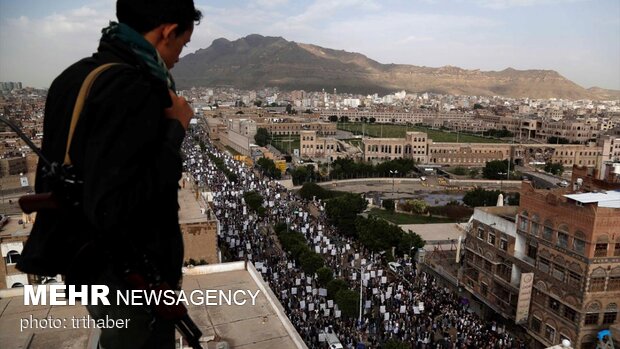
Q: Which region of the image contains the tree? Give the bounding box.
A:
[335,289,359,318]
[452,167,466,176]
[339,116,349,123]
[326,193,368,237]
[483,160,510,180]
[468,168,479,179]
[243,191,264,212]
[299,182,332,200]
[286,103,293,114]
[382,199,395,212]
[327,279,348,298]
[548,136,570,144]
[463,188,501,207]
[408,199,428,214]
[329,115,338,122]
[473,103,484,109]
[369,117,376,123]
[254,128,271,147]
[254,100,263,107]
[544,162,564,176]
[257,157,281,179]
[316,267,333,286]
[300,252,324,274]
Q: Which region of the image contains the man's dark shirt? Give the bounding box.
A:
[18,37,186,286]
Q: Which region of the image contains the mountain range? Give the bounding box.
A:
[172,34,619,100]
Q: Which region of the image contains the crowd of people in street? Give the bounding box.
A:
[181,127,527,349]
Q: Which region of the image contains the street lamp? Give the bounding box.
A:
[498,171,507,192]
[389,170,398,198]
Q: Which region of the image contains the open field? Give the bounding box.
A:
[271,136,300,154]
[337,123,505,143]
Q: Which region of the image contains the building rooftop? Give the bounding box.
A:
[0,262,306,349]
[563,190,620,208]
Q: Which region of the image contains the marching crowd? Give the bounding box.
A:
[181,127,527,349]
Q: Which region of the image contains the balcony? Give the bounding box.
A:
[514,251,536,266]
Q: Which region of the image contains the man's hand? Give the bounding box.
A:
[164,90,193,130]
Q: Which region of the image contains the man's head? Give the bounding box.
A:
[116,0,202,68]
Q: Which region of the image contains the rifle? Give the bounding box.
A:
[0,116,204,349]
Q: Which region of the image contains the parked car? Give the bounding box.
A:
[388,262,403,274]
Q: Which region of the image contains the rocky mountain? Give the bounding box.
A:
[172,34,617,100]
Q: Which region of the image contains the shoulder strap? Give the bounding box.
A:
[64,63,121,166]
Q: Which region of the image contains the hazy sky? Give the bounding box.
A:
[1,0,619,90]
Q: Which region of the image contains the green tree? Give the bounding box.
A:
[325,193,368,237]
[468,168,479,179]
[408,199,428,214]
[452,167,467,176]
[329,115,338,122]
[254,100,263,107]
[327,279,348,298]
[335,289,359,318]
[544,162,564,176]
[243,191,264,212]
[316,267,333,286]
[548,136,570,144]
[483,160,510,180]
[300,252,324,274]
[257,157,281,179]
[254,128,271,147]
[286,104,293,114]
[299,182,331,200]
[463,188,501,207]
[382,199,395,212]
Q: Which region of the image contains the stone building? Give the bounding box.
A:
[363,132,428,163]
[461,166,620,348]
[299,130,340,160]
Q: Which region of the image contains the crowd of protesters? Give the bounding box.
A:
[181,126,526,349]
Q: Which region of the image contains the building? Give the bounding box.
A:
[0,156,27,177]
[221,118,257,156]
[299,130,339,159]
[179,174,220,265]
[461,166,620,348]
[363,132,428,163]
[0,262,307,349]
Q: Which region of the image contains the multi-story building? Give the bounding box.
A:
[461,166,620,348]
[258,121,336,136]
[363,132,428,163]
[299,130,340,160]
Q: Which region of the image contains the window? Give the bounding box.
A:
[531,317,542,332]
[5,250,20,265]
[568,270,582,288]
[552,265,565,281]
[557,232,568,249]
[539,258,551,273]
[585,313,599,325]
[519,217,528,231]
[500,239,508,251]
[481,282,488,296]
[488,232,496,245]
[484,260,493,272]
[573,238,586,254]
[543,225,553,241]
[563,307,577,322]
[544,325,555,342]
[607,276,620,291]
[595,243,608,257]
[527,241,538,260]
[614,243,620,257]
[477,227,485,240]
[603,312,617,325]
[589,277,606,292]
[549,298,561,312]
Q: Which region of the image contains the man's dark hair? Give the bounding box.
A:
[117,0,202,35]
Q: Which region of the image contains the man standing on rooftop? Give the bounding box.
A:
[18,0,202,348]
